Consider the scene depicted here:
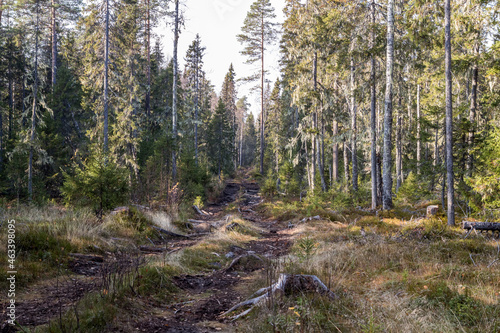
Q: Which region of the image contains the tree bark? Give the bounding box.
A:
[370,0,377,209]
[314,53,326,192]
[332,120,338,183]
[350,58,358,192]
[29,0,40,201]
[444,0,455,226]
[396,86,402,192]
[104,0,109,153]
[259,11,265,175]
[383,0,395,209]
[416,84,421,174]
[145,0,151,117]
[343,139,349,185]
[467,45,478,174]
[171,0,179,180]
[51,0,57,87]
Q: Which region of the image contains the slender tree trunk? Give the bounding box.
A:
[28,0,40,201]
[350,58,358,192]
[343,139,349,185]
[313,53,326,191]
[171,0,179,180]
[370,0,377,209]
[377,152,383,206]
[416,84,421,174]
[467,45,478,174]
[104,0,109,152]
[194,45,199,165]
[332,120,338,183]
[396,89,402,191]
[382,0,395,210]
[444,0,455,226]
[51,0,57,87]
[145,0,151,117]
[259,12,265,175]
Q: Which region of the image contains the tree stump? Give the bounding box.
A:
[426,205,439,218]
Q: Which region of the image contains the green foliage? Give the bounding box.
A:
[178,152,210,200]
[466,126,500,215]
[395,172,430,206]
[261,169,278,197]
[136,265,180,298]
[62,149,129,216]
[206,99,235,178]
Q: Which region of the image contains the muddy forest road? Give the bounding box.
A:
[149,178,294,332]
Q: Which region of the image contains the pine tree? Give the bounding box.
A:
[207,99,234,179]
[237,0,278,175]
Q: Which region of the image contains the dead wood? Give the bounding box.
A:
[462,221,500,231]
[225,252,263,272]
[68,253,104,262]
[298,215,321,224]
[192,205,209,216]
[139,246,166,253]
[152,226,190,238]
[222,273,335,320]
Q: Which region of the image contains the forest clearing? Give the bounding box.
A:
[1,0,500,331]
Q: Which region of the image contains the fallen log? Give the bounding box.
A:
[192,205,209,216]
[139,246,166,253]
[152,226,190,238]
[462,221,500,231]
[68,253,104,262]
[222,273,335,320]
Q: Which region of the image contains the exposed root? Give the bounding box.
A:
[222,274,336,320]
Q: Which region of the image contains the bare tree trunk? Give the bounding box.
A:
[370,0,377,209]
[444,0,455,226]
[259,12,265,175]
[332,120,338,183]
[104,0,109,152]
[467,45,478,175]
[314,53,326,192]
[396,89,402,192]
[145,0,151,117]
[382,0,395,209]
[51,0,57,87]
[29,0,40,201]
[350,58,358,192]
[416,84,421,174]
[376,152,383,206]
[171,0,179,180]
[343,139,349,185]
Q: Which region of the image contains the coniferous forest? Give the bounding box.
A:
[1,0,500,332]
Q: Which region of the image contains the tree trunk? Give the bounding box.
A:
[370,0,377,209]
[29,0,40,201]
[145,0,151,117]
[382,0,395,210]
[51,0,57,87]
[259,11,265,175]
[343,139,349,185]
[396,88,402,192]
[467,45,478,174]
[332,120,338,183]
[194,42,199,165]
[416,84,421,174]
[171,0,179,180]
[444,0,455,226]
[350,58,358,192]
[104,0,109,152]
[314,53,326,192]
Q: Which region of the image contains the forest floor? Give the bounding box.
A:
[1,170,500,332]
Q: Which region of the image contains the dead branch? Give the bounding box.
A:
[222,274,336,320]
[192,205,209,216]
[225,252,264,272]
[152,226,190,239]
[68,253,104,262]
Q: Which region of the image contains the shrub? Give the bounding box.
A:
[395,172,430,206]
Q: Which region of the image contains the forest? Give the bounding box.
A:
[0,0,500,332]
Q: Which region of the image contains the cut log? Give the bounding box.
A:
[426,205,439,218]
[462,221,500,231]
[222,273,335,320]
[68,253,104,262]
[152,226,190,238]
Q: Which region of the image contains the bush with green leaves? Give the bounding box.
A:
[62,149,129,216]
[395,172,430,206]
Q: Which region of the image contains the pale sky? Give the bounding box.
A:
[158,0,285,116]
